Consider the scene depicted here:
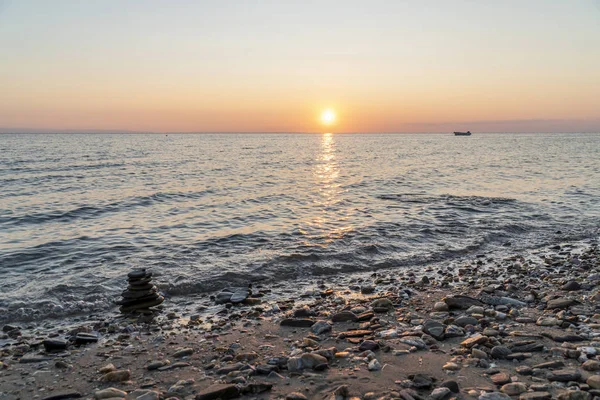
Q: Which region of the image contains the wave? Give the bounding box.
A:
[0,189,216,227]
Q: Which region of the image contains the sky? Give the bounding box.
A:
[1,0,599,133]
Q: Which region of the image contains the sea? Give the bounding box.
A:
[1,132,599,323]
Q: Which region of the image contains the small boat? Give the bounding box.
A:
[454,131,471,136]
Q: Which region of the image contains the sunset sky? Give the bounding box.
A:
[1,0,599,133]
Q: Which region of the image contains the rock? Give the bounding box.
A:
[461,334,487,348]
[455,316,479,327]
[101,369,131,382]
[359,340,380,352]
[472,348,488,359]
[368,359,382,371]
[216,291,233,304]
[119,296,164,313]
[410,374,433,389]
[423,319,446,340]
[519,393,552,400]
[557,391,592,400]
[230,290,249,303]
[587,375,600,389]
[134,391,160,400]
[371,298,394,311]
[444,295,483,309]
[491,372,511,385]
[537,317,560,326]
[444,325,465,338]
[547,298,576,309]
[551,334,584,342]
[128,269,147,279]
[399,336,427,349]
[286,393,308,400]
[74,333,98,345]
[500,383,527,396]
[300,353,328,369]
[95,388,127,399]
[287,357,303,372]
[40,392,82,400]
[43,339,68,352]
[361,285,375,294]
[331,311,358,322]
[98,363,116,373]
[173,348,194,358]
[562,281,581,291]
[479,392,511,400]
[280,318,315,327]
[443,362,461,371]
[429,388,451,400]
[147,360,170,370]
[311,321,332,335]
[547,369,581,382]
[582,360,600,371]
[440,381,459,393]
[434,302,449,312]
[195,384,240,400]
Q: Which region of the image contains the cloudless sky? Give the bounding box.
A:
[1,0,599,132]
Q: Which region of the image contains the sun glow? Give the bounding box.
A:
[320,109,336,126]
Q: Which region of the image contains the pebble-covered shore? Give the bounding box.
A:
[1,240,599,400]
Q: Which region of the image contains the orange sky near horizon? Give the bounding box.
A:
[1,1,599,133]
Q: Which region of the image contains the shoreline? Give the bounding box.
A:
[0,239,599,399]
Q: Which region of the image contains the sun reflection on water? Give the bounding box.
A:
[306,132,353,244]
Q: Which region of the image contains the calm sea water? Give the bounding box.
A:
[1,133,599,322]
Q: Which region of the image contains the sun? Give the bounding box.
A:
[320,109,336,125]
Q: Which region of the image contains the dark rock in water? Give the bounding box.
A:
[230,290,249,303]
[117,293,160,306]
[127,283,155,291]
[444,295,483,309]
[195,383,240,400]
[128,277,152,286]
[216,291,233,304]
[128,269,147,279]
[2,325,19,332]
[43,339,68,352]
[280,318,315,327]
[74,333,98,345]
[423,319,446,340]
[546,298,576,309]
[547,369,582,382]
[119,295,164,313]
[440,380,460,393]
[121,287,158,299]
[562,281,581,291]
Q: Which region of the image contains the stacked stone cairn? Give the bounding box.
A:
[117,268,164,313]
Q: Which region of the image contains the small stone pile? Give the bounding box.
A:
[117,269,164,313]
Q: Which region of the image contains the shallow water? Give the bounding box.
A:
[1,132,599,322]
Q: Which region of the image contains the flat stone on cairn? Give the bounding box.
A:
[117,269,164,313]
